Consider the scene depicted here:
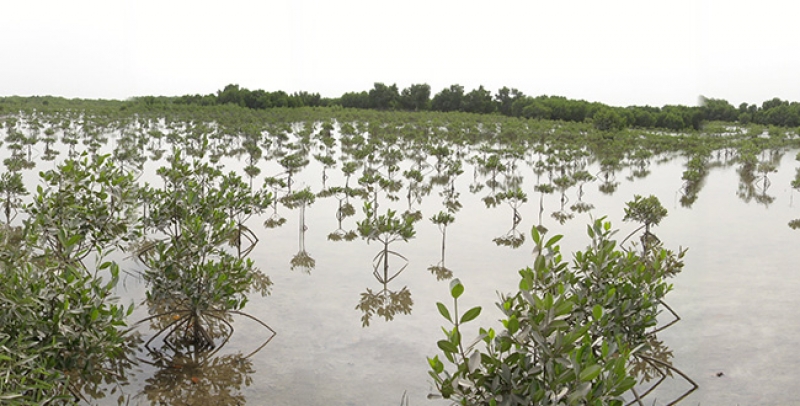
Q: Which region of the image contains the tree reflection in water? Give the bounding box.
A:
[429,211,455,281]
[127,310,275,406]
[356,204,416,327]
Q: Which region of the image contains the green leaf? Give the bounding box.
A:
[436,302,452,323]
[449,278,464,299]
[460,306,482,324]
[579,364,602,382]
[545,234,563,248]
[437,340,459,354]
[507,316,519,334]
[592,304,603,320]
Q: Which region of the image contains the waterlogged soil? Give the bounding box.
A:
[3,126,800,405]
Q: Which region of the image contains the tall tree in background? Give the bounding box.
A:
[700,96,738,122]
[340,91,371,109]
[431,84,465,112]
[462,85,495,114]
[368,83,400,110]
[494,87,525,116]
[399,83,431,111]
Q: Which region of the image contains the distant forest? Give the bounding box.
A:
[7,82,800,133]
[164,84,800,132]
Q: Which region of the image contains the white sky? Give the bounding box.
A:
[2,0,799,107]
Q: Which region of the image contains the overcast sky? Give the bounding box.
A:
[2,0,798,107]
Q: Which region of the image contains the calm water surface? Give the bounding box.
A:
[5,125,800,405]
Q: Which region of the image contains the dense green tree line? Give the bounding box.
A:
[163,83,800,132]
[5,83,800,133]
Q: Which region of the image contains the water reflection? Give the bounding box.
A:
[321,187,359,242]
[627,337,697,406]
[11,107,800,404]
[281,189,316,273]
[355,204,416,326]
[428,211,455,281]
[127,308,275,405]
[493,188,527,248]
[597,157,622,195]
[737,149,781,206]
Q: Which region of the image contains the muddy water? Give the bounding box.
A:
[115,151,800,405]
[5,129,800,405]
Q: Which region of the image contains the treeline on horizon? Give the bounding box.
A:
[165,83,800,132]
[4,82,800,133]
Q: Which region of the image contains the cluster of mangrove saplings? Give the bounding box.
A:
[428,197,695,405]
[0,101,794,403]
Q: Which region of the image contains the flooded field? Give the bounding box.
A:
[2,106,799,404]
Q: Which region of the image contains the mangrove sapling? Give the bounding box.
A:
[622,195,668,252]
[262,176,288,229]
[789,166,800,228]
[551,174,576,224]
[41,126,59,161]
[0,225,135,403]
[403,168,430,220]
[318,186,359,242]
[139,150,272,352]
[25,152,140,267]
[428,219,692,405]
[281,188,317,273]
[625,148,653,180]
[491,188,527,248]
[597,157,622,195]
[678,153,709,208]
[277,150,310,193]
[355,203,416,326]
[569,170,595,214]
[0,172,27,225]
[219,172,272,258]
[428,211,455,280]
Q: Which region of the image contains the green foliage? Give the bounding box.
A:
[428,219,685,405]
[25,153,140,264]
[592,108,625,132]
[0,172,27,224]
[0,226,133,403]
[142,150,271,347]
[430,211,455,227]
[431,84,466,112]
[357,203,416,244]
[623,195,668,233]
[399,83,431,111]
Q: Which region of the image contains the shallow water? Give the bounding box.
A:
[4,119,800,405]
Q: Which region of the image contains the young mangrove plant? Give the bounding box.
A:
[219,171,272,258]
[0,225,133,405]
[428,219,694,405]
[492,188,527,248]
[25,152,140,267]
[281,188,317,273]
[0,172,27,225]
[428,211,455,280]
[622,195,668,251]
[355,202,416,326]
[318,186,360,242]
[136,150,272,355]
[262,176,288,229]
